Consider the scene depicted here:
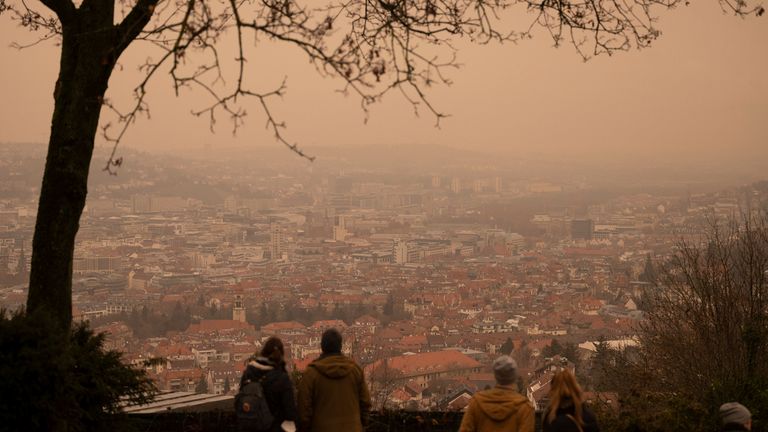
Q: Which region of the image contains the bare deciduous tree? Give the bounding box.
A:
[595,214,768,431]
[368,353,405,410]
[641,214,768,404]
[0,0,763,329]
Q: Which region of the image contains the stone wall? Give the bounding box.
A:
[125,410,544,431]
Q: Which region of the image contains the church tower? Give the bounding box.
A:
[233,294,246,323]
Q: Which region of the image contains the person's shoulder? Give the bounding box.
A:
[465,395,480,409]
[582,404,597,420]
[582,404,600,428]
[350,358,366,377]
[247,358,276,373]
[270,368,294,387]
[519,395,535,410]
[329,354,358,364]
[509,392,534,413]
[266,366,288,379]
[302,363,319,378]
[472,388,493,398]
[243,363,264,379]
[326,354,362,371]
[543,406,570,424]
[350,358,364,371]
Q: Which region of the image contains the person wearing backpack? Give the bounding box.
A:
[237,337,298,432]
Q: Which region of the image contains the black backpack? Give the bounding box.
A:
[235,375,274,431]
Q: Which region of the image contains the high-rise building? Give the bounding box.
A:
[16,244,26,277]
[152,196,187,212]
[0,254,8,277]
[505,233,525,255]
[224,196,238,213]
[571,219,595,240]
[73,254,123,274]
[394,239,409,264]
[131,194,152,213]
[333,215,347,242]
[431,175,441,188]
[451,177,461,194]
[494,177,503,193]
[270,223,286,260]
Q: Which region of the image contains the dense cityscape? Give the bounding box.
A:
[1,142,765,415]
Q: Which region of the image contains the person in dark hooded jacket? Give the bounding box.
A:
[239,337,298,432]
[459,355,534,432]
[297,328,371,432]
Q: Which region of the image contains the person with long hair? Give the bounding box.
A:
[239,337,298,432]
[542,369,600,432]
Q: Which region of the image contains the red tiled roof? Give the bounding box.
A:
[372,351,481,378]
[161,294,185,303]
[186,320,253,333]
[310,320,347,329]
[562,248,614,257]
[154,344,192,357]
[231,343,257,354]
[399,334,428,346]
[261,321,305,332]
[159,368,204,380]
[447,393,473,410]
[390,388,412,402]
[354,315,380,325]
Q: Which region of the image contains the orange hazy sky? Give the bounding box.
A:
[0,2,766,164]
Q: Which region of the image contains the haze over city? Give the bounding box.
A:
[1,2,767,169]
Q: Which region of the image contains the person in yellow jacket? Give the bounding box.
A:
[459,355,534,432]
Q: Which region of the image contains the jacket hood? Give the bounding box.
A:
[309,354,357,379]
[473,386,530,421]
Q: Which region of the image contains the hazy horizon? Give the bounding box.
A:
[2,140,764,193]
[1,1,767,170]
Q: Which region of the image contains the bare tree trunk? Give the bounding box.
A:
[27,2,116,329]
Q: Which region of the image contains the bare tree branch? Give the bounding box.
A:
[115,0,161,54]
[5,0,752,172]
